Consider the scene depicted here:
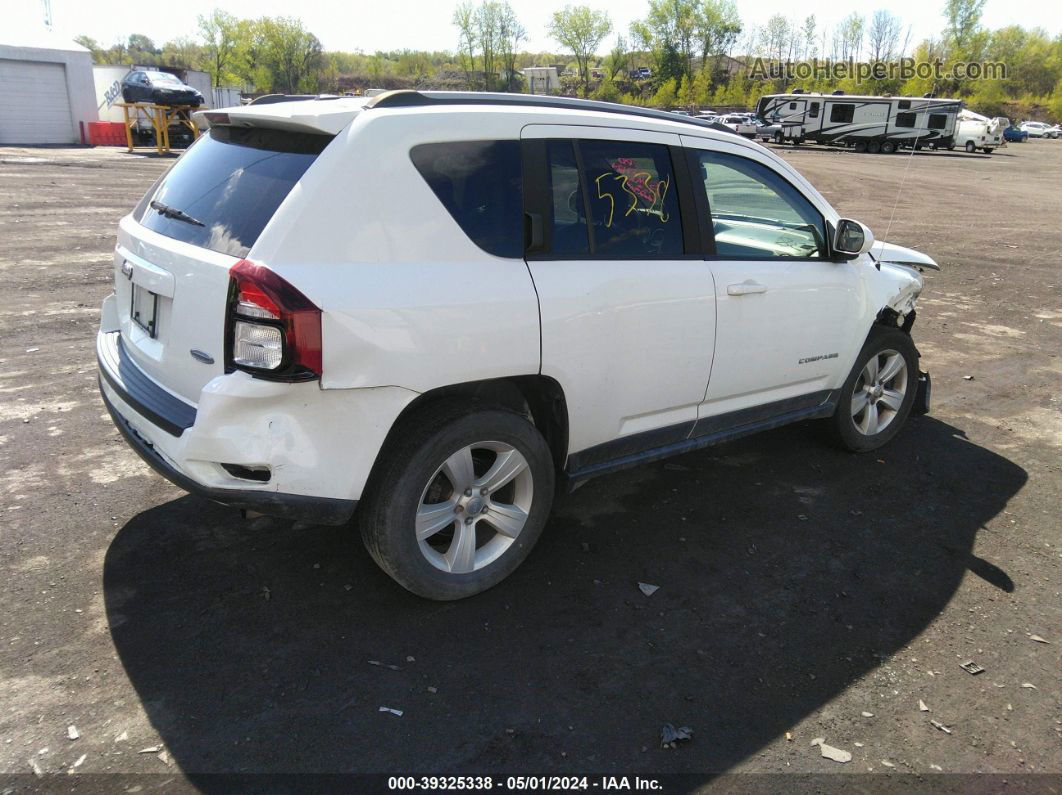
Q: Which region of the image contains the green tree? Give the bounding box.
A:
[604,35,630,80]
[74,35,104,63]
[632,0,694,82]
[548,5,612,96]
[868,10,902,62]
[652,77,678,106]
[497,3,526,91]
[126,34,160,65]
[944,0,987,53]
[592,76,621,101]
[695,0,742,68]
[690,68,711,107]
[257,17,323,93]
[453,1,478,89]
[198,10,241,87]
[160,37,202,70]
[676,74,694,108]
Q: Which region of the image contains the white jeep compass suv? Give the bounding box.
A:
[97,91,937,599]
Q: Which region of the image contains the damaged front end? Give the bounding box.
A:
[872,242,940,414]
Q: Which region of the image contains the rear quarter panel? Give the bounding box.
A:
[249,109,542,392]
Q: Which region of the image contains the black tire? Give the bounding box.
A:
[854,141,868,153]
[828,327,919,453]
[867,140,882,154]
[774,131,784,144]
[881,140,897,154]
[982,147,994,154]
[965,140,977,153]
[359,399,555,600]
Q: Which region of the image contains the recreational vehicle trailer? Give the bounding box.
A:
[755,93,963,153]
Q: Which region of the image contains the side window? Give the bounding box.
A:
[809,102,820,118]
[895,112,917,128]
[830,103,855,123]
[694,150,826,259]
[898,100,911,110]
[928,113,947,130]
[410,140,523,258]
[546,140,589,256]
[576,139,683,258]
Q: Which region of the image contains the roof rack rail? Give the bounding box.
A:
[363,90,739,136]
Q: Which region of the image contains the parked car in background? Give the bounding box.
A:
[98,91,934,600]
[1019,121,1056,138]
[720,114,758,137]
[629,67,652,79]
[121,71,205,107]
[756,121,782,142]
[1003,125,1029,143]
[1048,124,1062,138]
[954,119,999,153]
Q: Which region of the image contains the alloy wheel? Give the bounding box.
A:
[851,349,909,436]
[415,441,534,574]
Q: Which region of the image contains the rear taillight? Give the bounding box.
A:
[227,259,322,381]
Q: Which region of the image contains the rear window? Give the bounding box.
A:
[410,140,523,258]
[133,126,331,258]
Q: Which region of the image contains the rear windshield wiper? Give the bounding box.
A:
[150,200,204,227]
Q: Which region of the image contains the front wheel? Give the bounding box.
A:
[359,400,555,600]
[828,328,919,452]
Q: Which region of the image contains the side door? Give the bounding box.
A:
[132,72,150,102]
[680,135,863,422]
[521,125,715,472]
[123,72,140,102]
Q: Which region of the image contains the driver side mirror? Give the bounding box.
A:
[833,218,875,259]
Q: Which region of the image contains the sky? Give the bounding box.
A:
[10,0,1059,56]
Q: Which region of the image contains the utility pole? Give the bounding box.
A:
[42,0,53,29]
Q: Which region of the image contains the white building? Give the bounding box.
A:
[522,67,560,95]
[0,28,96,144]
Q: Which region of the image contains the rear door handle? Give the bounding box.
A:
[727,281,767,296]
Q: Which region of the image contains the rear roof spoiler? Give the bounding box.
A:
[249,93,345,105]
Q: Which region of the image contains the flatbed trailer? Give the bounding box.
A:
[115,102,201,154]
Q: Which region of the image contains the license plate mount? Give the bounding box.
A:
[131,283,159,338]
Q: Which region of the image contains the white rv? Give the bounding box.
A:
[755,92,962,153]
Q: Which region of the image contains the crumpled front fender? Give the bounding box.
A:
[874,241,941,271]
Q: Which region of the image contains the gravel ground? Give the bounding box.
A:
[0,139,1059,792]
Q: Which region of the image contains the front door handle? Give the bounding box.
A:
[727,280,767,296]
